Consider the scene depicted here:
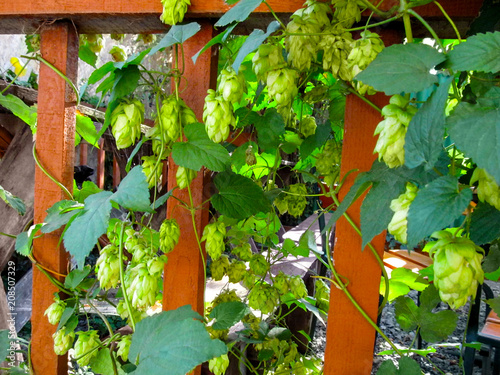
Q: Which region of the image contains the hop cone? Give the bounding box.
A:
[203,89,235,143]
[202,221,226,260]
[211,255,230,281]
[126,262,161,310]
[299,115,317,138]
[111,98,144,149]
[157,95,182,144]
[218,68,246,104]
[44,295,66,325]
[387,182,418,244]
[252,44,286,83]
[248,284,280,314]
[96,244,123,290]
[287,183,308,217]
[267,68,299,107]
[227,260,247,283]
[289,275,308,299]
[160,0,190,25]
[374,94,417,168]
[315,139,342,187]
[231,243,253,261]
[208,354,230,375]
[141,155,162,188]
[315,279,330,312]
[110,34,125,41]
[332,0,362,28]
[53,326,75,356]
[471,168,500,210]
[211,289,241,309]
[80,34,103,53]
[159,219,181,253]
[110,46,126,62]
[116,300,148,324]
[285,9,322,71]
[249,254,270,276]
[74,330,101,366]
[429,230,484,309]
[117,335,132,362]
[176,166,197,189]
[348,31,384,95]
[320,26,354,81]
[136,34,157,44]
[273,271,290,295]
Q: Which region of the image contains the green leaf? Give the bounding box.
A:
[231,141,259,171]
[15,223,43,256]
[397,357,422,375]
[447,87,500,185]
[41,200,83,233]
[381,267,429,301]
[235,107,261,129]
[0,330,9,361]
[74,181,102,204]
[63,191,113,268]
[89,348,126,375]
[111,65,141,102]
[88,61,115,84]
[254,108,285,152]
[57,301,77,331]
[486,297,500,316]
[78,44,97,67]
[0,184,26,215]
[211,171,270,220]
[297,229,317,256]
[419,284,441,311]
[419,309,457,342]
[405,77,452,170]
[0,93,37,128]
[300,122,332,159]
[210,301,250,330]
[129,306,227,375]
[149,23,201,56]
[355,44,446,95]
[215,0,263,27]
[111,166,152,213]
[483,243,500,273]
[232,21,280,73]
[151,189,174,210]
[394,296,419,331]
[447,32,500,73]
[376,359,397,375]
[470,202,500,245]
[76,113,99,147]
[192,24,237,64]
[64,266,91,289]
[407,176,472,247]
[171,123,231,172]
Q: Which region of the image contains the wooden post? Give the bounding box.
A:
[97,139,105,189]
[79,143,88,165]
[113,156,121,188]
[32,22,78,375]
[162,21,217,375]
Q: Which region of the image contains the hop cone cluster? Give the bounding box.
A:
[141,156,162,188]
[176,166,197,189]
[289,275,308,299]
[159,219,181,253]
[249,254,270,276]
[267,68,299,107]
[273,271,290,295]
[208,354,230,375]
[125,256,166,310]
[332,0,362,28]
[96,244,123,290]
[227,260,247,283]
[428,230,484,309]
[117,335,132,362]
[374,94,417,168]
[203,89,235,143]
[74,330,101,366]
[471,168,500,210]
[111,99,144,149]
[109,46,126,62]
[45,295,66,325]
[202,221,226,260]
[217,68,246,104]
[315,139,342,187]
[387,183,418,244]
[275,183,308,217]
[348,31,384,95]
[252,44,286,83]
[136,34,156,44]
[160,0,190,25]
[320,26,354,81]
[248,283,280,314]
[231,243,253,261]
[53,327,75,356]
[211,255,230,281]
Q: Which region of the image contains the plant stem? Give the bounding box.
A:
[0,231,16,238]
[357,0,396,18]
[118,221,136,331]
[262,0,287,30]
[407,10,444,50]
[346,87,382,113]
[403,13,414,43]
[346,14,403,32]
[433,1,462,42]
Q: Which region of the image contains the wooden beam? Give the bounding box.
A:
[32,22,77,375]
[162,20,216,375]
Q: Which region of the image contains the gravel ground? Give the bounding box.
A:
[310,280,500,374]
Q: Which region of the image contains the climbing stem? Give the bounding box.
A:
[433,1,462,41]
[407,9,444,50]
[32,144,73,200]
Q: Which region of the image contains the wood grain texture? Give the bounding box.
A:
[32,22,77,375]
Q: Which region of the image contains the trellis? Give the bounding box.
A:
[0,1,483,374]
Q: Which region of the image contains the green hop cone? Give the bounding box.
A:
[299,115,317,138]
[471,168,500,210]
[286,184,308,218]
[315,279,330,312]
[374,94,417,168]
[176,166,197,190]
[117,335,132,362]
[217,68,246,105]
[141,155,162,188]
[26,34,40,53]
[80,34,104,53]
[285,9,322,71]
[248,283,280,314]
[203,89,235,143]
[267,68,299,108]
[252,44,286,83]
[53,326,75,356]
[211,290,241,310]
[109,45,126,62]
[96,244,123,290]
[116,300,148,324]
[320,26,354,81]
[110,34,125,41]
[289,275,308,299]
[315,139,342,187]
[211,254,230,281]
[136,34,157,44]
[231,243,253,261]
[202,221,226,260]
[249,254,270,276]
[44,295,66,325]
[227,260,247,283]
[332,0,362,28]
[159,219,181,253]
[387,182,418,244]
[74,330,101,367]
[157,95,182,144]
[126,262,160,310]
[206,324,229,341]
[348,31,385,95]
[273,271,290,295]
[245,145,257,166]
[160,0,190,25]
[428,230,484,309]
[208,354,230,375]
[111,98,144,149]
